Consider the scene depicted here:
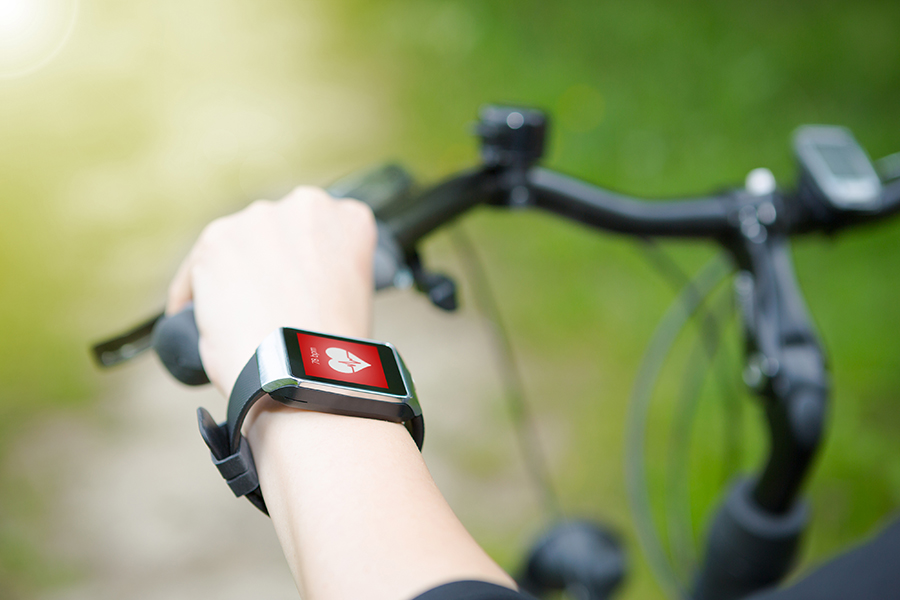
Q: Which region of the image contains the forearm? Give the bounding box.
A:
[246,401,517,600]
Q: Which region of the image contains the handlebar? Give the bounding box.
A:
[96,113,900,385]
[528,167,734,238]
[143,154,900,387]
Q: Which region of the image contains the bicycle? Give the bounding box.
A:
[93,105,900,600]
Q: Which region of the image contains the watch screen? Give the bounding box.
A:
[284,329,407,396]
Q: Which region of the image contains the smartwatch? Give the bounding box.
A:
[197,327,424,515]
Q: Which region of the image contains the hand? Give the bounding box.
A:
[166,186,377,397]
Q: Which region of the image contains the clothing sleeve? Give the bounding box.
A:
[747,515,900,600]
[410,580,534,600]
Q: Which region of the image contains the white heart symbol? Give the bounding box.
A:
[325,347,371,374]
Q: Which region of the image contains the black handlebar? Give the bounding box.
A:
[528,167,734,238]
[142,149,900,387]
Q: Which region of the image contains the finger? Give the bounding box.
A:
[166,212,230,315]
[167,208,247,315]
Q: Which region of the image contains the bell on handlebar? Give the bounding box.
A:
[476,105,547,169]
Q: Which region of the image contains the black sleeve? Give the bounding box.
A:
[747,515,900,600]
[410,580,534,600]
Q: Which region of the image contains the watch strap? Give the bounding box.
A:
[226,352,267,450]
[198,337,425,516]
[197,353,270,514]
[408,412,425,451]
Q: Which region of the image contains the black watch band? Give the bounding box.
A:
[197,331,424,516]
[197,354,270,514]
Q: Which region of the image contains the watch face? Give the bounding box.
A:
[283,329,407,396]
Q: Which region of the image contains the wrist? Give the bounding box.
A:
[245,404,415,461]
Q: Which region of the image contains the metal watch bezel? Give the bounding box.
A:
[253,328,421,419]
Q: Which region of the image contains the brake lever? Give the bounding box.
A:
[92,312,163,368]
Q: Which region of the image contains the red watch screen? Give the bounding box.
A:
[295,332,388,389]
[283,328,406,396]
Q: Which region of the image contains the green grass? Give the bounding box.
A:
[2,0,900,597]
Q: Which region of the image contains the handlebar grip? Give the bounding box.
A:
[151,303,209,386]
[153,221,407,386]
[373,221,406,290]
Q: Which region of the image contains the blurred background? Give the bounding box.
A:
[2,0,899,598]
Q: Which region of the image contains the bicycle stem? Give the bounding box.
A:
[729,227,829,514]
[692,215,828,600]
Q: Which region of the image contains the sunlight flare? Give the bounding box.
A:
[0,0,77,78]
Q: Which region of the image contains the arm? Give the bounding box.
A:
[166,187,517,600]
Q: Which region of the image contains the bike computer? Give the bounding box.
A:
[794,125,882,211]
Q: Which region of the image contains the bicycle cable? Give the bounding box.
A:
[625,253,733,600]
[637,242,743,584]
[636,243,744,475]
[665,289,739,585]
[449,223,563,520]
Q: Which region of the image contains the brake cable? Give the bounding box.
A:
[637,241,744,583]
[665,288,739,584]
[637,242,744,474]
[449,223,563,520]
[625,253,733,599]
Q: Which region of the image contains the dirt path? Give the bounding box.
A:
[12,291,542,599]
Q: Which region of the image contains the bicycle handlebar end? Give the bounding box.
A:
[151,304,209,386]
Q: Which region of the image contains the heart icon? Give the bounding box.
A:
[325,347,371,374]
